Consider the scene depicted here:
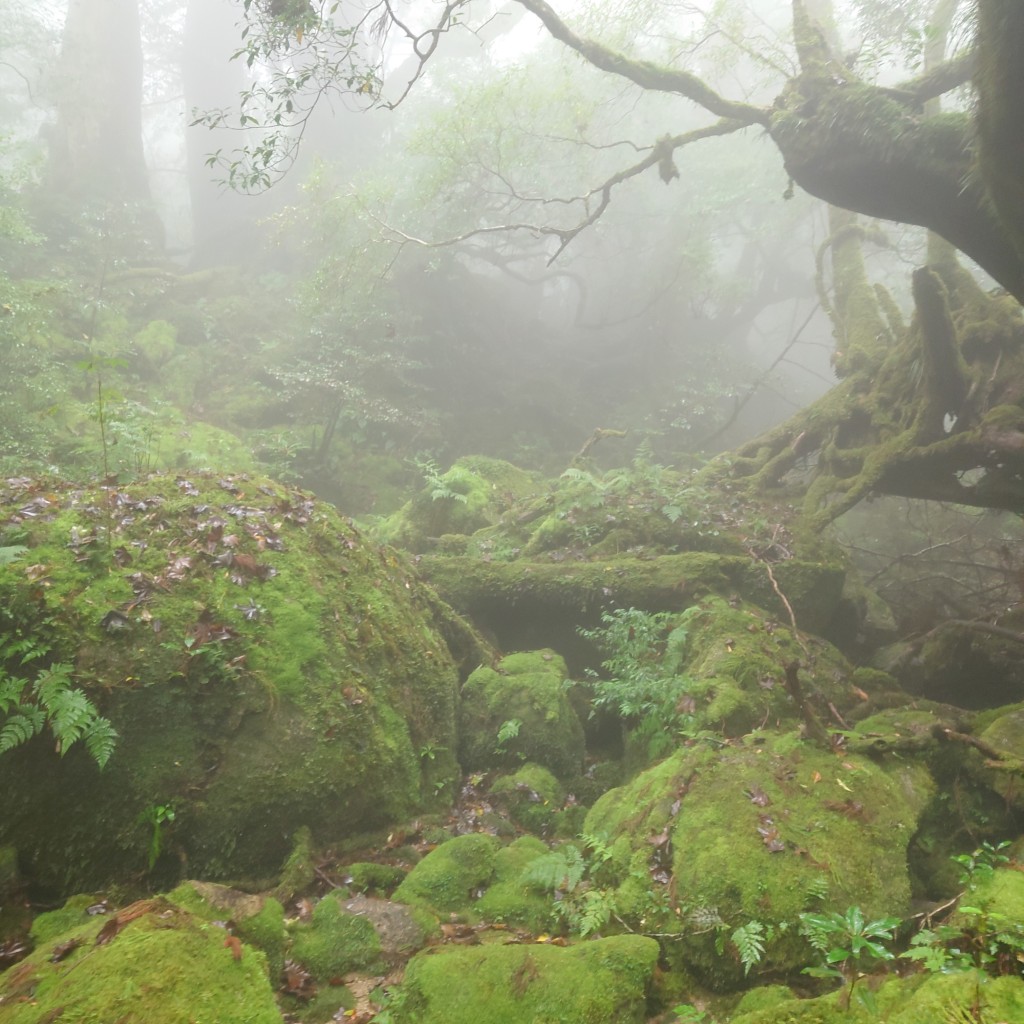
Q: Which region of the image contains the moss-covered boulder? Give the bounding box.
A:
[473,835,554,931]
[289,891,383,979]
[391,934,659,1024]
[459,651,584,780]
[583,731,934,989]
[0,896,281,1024]
[373,456,542,553]
[168,881,287,980]
[0,473,465,892]
[392,833,500,917]
[489,764,571,837]
[730,972,1024,1023]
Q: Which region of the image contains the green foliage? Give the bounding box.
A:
[579,606,699,757]
[138,803,176,872]
[0,660,117,769]
[494,717,523,753]
[902,842,1024,993]
[731,919,767,976]
[799,906,899,1012]
[519,833,634,938]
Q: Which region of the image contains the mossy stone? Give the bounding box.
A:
[473,835,553,931]
[459,651,584,780]
[584,731,934,989]
[290,891,382,979]
[392,934,660,1024]
[393,833,500,916]
[1,898,281,1024]
[490,763,565,835]
[0,474,464,893]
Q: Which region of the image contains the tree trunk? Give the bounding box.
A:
[46,0,153,213]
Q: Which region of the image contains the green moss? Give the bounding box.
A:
[392,934,659,1024]
[459,651,584,780]
[393,833,500,916]
[290,892,382,979]
[584,731,933,989]
[29,895,96,945]
[2,899,281,1024]
[166,881,286,981]
[0,473,464,893]
[474,836,552,930]
[422,553,846,638]
[730,972,1024,1023]
[490,764,566,835]
[344,861,406,894]
[276,826,316,902]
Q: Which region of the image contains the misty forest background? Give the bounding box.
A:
[2,0,1020,638]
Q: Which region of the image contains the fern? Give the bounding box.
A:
[0,675,27,714]
[732,920,767,975]
[0,662,117,768]
[576,889,615,937]
[0,707,46,752]
[83,717,118,769]
[521,845,586,893]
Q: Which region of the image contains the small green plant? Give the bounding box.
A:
[731,919,767,976]
[799,906,899,1012]
[672,1005,711,1024]
[414,455,469,504]
[902,841,1023,1021]
[0,662,117,769]
[494,717,523,753]
[138,802,176,872]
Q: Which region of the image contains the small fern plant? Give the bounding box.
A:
[0,663,117,768]
[731,920,767,976]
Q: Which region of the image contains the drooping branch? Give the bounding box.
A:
[512,0,771,127]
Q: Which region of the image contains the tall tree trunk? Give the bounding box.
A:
[46,0,154,216]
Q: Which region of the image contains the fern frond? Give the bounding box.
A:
[49,688,95,753]
[83,716,118,769]
[732,920,766,975]
[0,544,27,565]
[521,846,585,893]
[0,675,27,713]
[34,663,74,707]
[577,889,615,937]
[0,707,46,753]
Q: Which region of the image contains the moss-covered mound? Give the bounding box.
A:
[583,731,934,989]
[729,972,1024,1023]
[459,651,584,779]
[0,473,464,892]
[391,934,660,1024]
[0,895,281,1023]
[393,833,501,916]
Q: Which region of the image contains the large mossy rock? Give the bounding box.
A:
[459,650,584,780]
[391,934,660,1024]
[729,972,1024,1023]
[0,474,465,892]
[584,731,934,989]
[0,896,281,1024]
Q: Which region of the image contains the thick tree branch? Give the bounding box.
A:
[513,0,771,127]
[896,48,978,104]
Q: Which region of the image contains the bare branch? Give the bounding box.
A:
[358,119,748,263]
[513,0,770,126]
